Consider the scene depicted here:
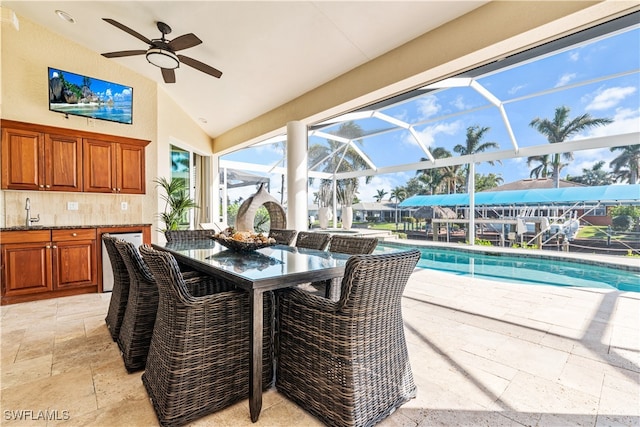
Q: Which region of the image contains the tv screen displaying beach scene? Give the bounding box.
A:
[48,67,133,125]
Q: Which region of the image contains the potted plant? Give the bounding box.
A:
[155,177,198,231]
[337,179,357,230]
[316,182,333,229]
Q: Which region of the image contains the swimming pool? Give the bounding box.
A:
[377,242,640,293]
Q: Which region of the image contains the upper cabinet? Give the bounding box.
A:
[83,140,145,194]
[1,120,149,194]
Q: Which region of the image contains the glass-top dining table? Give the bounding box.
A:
[153,239,351,422]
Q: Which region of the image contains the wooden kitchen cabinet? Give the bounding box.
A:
[1,126,82,192]
[1,120,148,194]
[1,228,98,304]
[52,229,97,290]
[83,139,146,194]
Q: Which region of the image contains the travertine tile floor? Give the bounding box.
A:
[1,268,639,426]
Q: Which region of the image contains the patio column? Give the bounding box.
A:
[468,162,475,246]
[287,121,308,230]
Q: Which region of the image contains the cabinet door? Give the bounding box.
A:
[1,128,44,190]
[117,143,146,194]
[83,139,116,193]
[1,243,53,297]
[45,134,83,192]
[52,239,97,289]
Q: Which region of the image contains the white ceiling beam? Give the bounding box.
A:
[332,132,639,179]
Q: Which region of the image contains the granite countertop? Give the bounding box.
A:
[1,224,152,232]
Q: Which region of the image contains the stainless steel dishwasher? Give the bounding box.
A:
[101,232,143,292]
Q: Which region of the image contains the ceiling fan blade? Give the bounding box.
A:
[177,55,223,79]
[102,50,147,58]
[161,68,176,84]
[168,33,202,51]
[103,18,152,45]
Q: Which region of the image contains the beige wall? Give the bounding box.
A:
[0,15,213,241]
[213,1,637,153]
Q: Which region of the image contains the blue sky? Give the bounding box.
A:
[223,25,639,204]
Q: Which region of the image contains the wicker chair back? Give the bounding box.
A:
[164,229,212,243]
[103,234,130,341]
[268,229,297,245]
[294,231,330,250]
[276,249,421,427]
[328,235,378,255]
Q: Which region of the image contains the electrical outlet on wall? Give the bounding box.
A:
[121,202,128,211]
[67,201,78,211]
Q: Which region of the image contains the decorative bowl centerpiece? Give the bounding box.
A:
[211,227,276,253]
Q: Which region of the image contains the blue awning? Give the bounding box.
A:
[399,184,640,207]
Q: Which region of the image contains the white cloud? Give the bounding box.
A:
[451,95,470,110]
[416,96,441,120]
[580,107,640,138]
[508,84,527,96]
[586,86,637,111]
[554,73,577,88]
[569,51,580,62]
[409,121,461,148]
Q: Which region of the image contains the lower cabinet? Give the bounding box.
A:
[1,228,98,305]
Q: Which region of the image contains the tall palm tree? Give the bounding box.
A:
[308,121,371,206]
[610,144,640,184]
[389,186,407,224]
[526,154,555,179]
[374,189,388,202]
[530,106,613,188]
[453,125,500,192]
[566,160,613,186]
[416,147,452,194]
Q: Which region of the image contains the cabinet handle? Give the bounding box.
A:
[45,185,51,188]
[112,188,117,192]
[39,185,45,188]
[45,245,51,249]
[117,188,121,192]
[72,233,77,237]
[52,245,57,249]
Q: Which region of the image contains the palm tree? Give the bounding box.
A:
[526,154,555,179]
[453,125,500,192]
[416,147,452,194]
[308,121,371,207]
[610,144,640,184]
[566,160,613,186]
[475,173,504,192]
[374,189,388,202]
[530,106,613,188]
[389,186,407,224]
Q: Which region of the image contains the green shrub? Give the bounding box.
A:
[401,216,416,224]
[612,215,633,232]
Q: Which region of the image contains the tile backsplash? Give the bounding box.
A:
[2,191,145,227]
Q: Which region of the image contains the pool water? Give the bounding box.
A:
[377,242,640,293]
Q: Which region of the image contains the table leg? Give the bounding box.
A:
[249,290,263,422]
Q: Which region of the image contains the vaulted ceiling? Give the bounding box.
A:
[2,1,487,138]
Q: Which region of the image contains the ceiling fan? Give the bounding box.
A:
[101,18,222,83]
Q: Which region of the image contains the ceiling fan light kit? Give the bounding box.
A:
[101,18,222,83]
[146,48,179,69]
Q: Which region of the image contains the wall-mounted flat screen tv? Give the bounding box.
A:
[48,67,133,125]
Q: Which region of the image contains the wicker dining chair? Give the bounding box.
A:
[268,228,297,245]
[114,239,159,372]
[164,229,213,242]
[294,231,331,250]
[276,249,421,427]
[103,234,130,341]
[139,245,275,427]
[319,235,379,300]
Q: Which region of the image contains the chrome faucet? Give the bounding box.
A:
[25,198,40,227]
